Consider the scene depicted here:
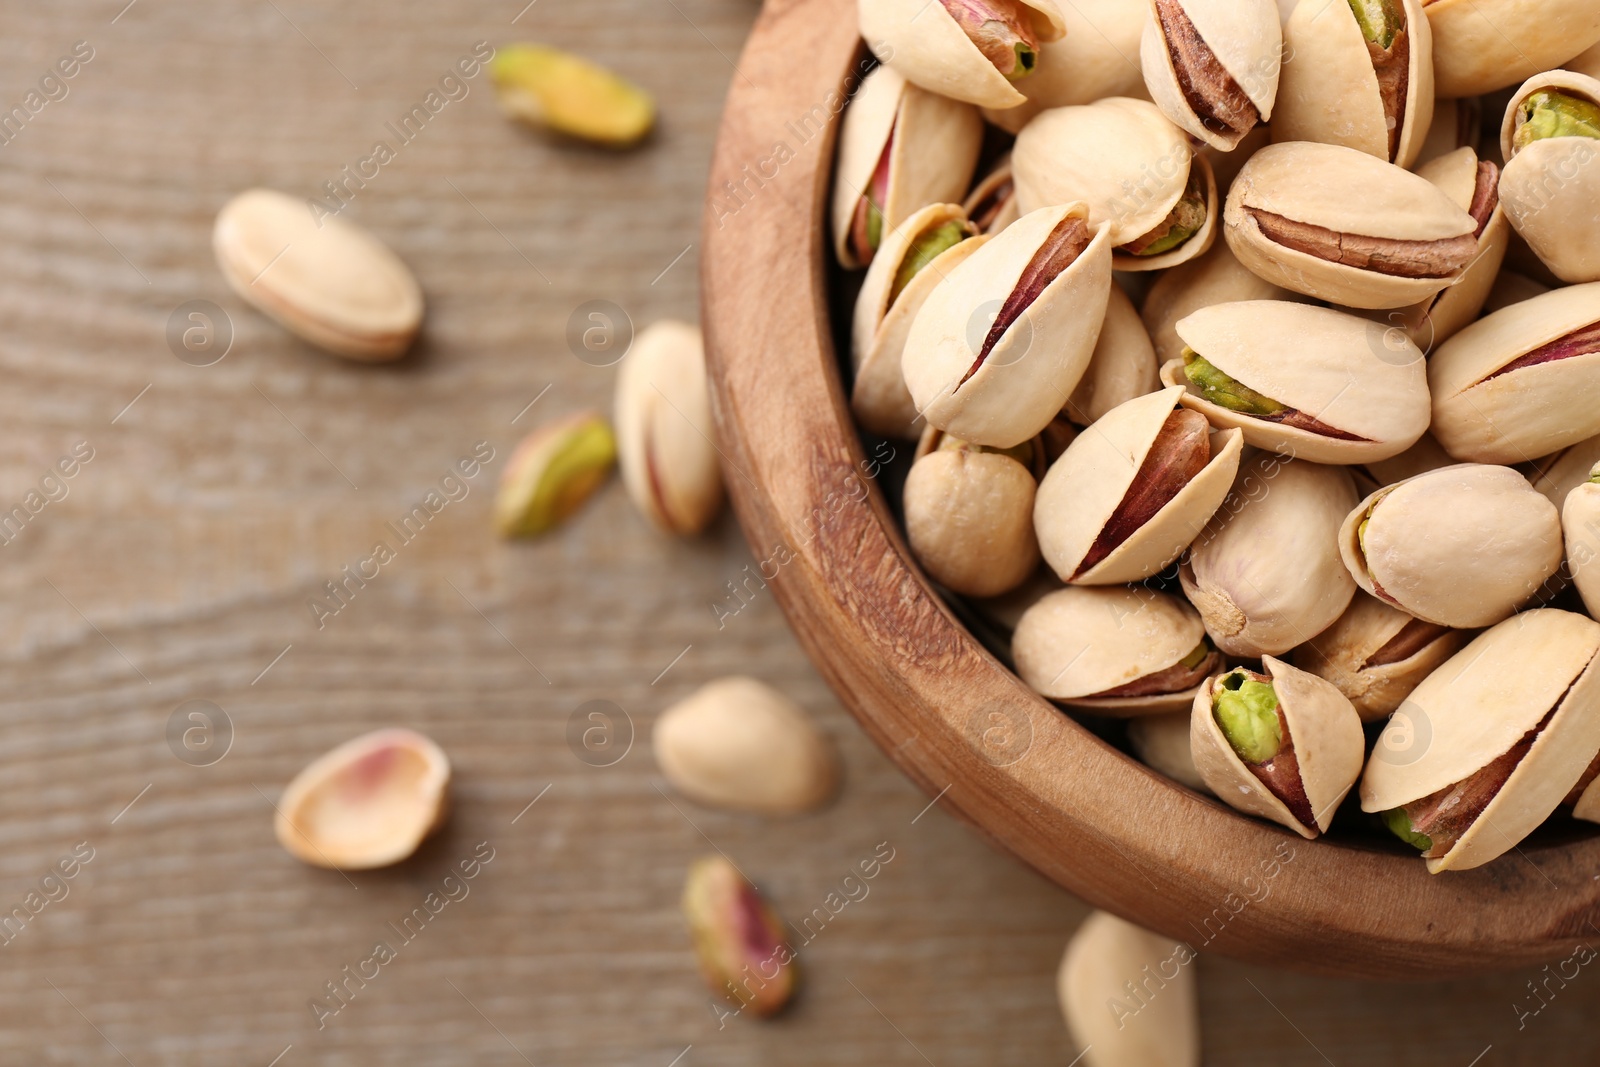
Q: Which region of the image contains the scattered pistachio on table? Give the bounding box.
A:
[615,320,724,536]
[1058,911,1200,1067]
[489,43,654,146]
[682,855,798,1017]
[494,411,616,538]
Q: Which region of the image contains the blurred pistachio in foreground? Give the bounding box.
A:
[490,43,655,146]
[616,320,725,536]
[1058,911,1200,1067]
[682,855,798,1018]
[494,412,616,538]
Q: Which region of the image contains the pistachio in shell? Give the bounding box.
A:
[1191,657,1365,838]
[1140,240,1302,366]
[1063,284,1161,427]
[1528,433,1600,511]
[1141,0,1283,151]
[1291,592,1464,722]
[1564,464,1600,621]
[982,0,1152,134]
[1338,463,1562,629]
[615,321,724,537]
[1497,71,1600,285]
[1424,0,1600,99]
[1128,711,1213,794]
[859,0,1068,110]
[1012,585,1222,715]
[1362,609,1600,873]
[1058,912,1201,1067]
[962,156,1020,235]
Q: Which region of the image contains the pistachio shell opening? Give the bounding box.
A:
[860,0,1067,110]
[494,412,617,538]
[616,321,724,536]
[1497,72,1600,285]
[682,855,798,1016]
[940,0,1045,80]
[489,44,655,147]
[1141,0,1281,151]
[981,0,1152,134]
[1058,912,1201,1067]
[1291,592,1463,721]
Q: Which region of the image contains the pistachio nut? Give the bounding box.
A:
[962,156,1020,235]
[1274,0,1434,167]
[1362,609,1600,873]
[615,321,724,536]
[1036,386,1244,584]
[1428,282,1600,464]
[1159,301,1431,464]
[905,428,1043,597]
[1415,95,1482,167]
[903,202,1114,448]
[1497,71,1600,285]
[213,188,424,362]
[488,44,655,147]
[654,677,840,816]
[1291,592,1464,721]
[1180,454,1358,657]
[981,0,1151,133]
[1140,240,1300,366]
[1141,0,1283,151]
[1058,912,1201,1067]
[1223,141,1479,309]
[1564,464,1600,620]
[494,412,617,538]
[860,0,1068,110]
[1483,269,1552,317]
[682,855,798,1016]
[1012,97,1220,271]
[1128,711,1213,794]
[1531,433,1600,509]
[1424,0,1600,98]
[832,65,984,269]
[1063,284,1161,427]
[1013,585,1222,714]
[1338,463,1562,628]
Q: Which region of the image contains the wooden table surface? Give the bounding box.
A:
[0,1,1594,1063]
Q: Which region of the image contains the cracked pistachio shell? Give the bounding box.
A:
[1291,592,1465,721]
[1013,585,1213,714]
[852,204,989,439]
[1361,609,1600,873]
[1564,472,1600,619]
[1223,142,1477,309]
[1141,241,1301,365]
[1180,454,1358,657]
[1128,712,1213,794]
[1426,0,1600,98]
[1013,98,1220,271]
[903,203,1113,449]
[1497,71,1600,285]
[1036,386,1244,584]
[1428,282,1600,464]
[615,321,724,536]
[1338,464,1562,628]
[860,0,1067,110]
[904,429,1042,597]
[1160,301,1431,464]
[983,0,1151,133]
[1059,912,1200,1067]
[1191,655,1365,836]
[832,65,984,269]
[1274,0,1434,167]
[962,156,1021,235]
[1529,433,1600,509]
[1063,284,1161,426]
[1141,0,1283,151]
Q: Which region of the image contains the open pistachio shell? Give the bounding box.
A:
[860,0,1068,110]
[1292,592,1464,722]
[1128,712,1214,794]
[903,203,1114,449]
[1497,71,1600,285]
[1362,609,1600,873]
[831,65,984,269]
[1530,433,1600,509]
[1141,0,1282,151]
[1036,386,1244,584]
[1191,656,1366,837]
[1223,141,1478,309]
[1058,912,1201,1067]
[1426,0,1600,98]
[1141,240,1301,365]
[1275,0,1434,168]
[962,156,1020,235]
[1063,284,1161,426]
[1181,454,1358,657]
[1565,470,1600,620]
[1416,95,1482,167]
[1428,282,1600,464]
[1338,463,1562,628]
[983,0,1151,133]
[1160,301,1431,464]
[615,322,724,537]
[905,429,1042,597]
[1012,585,1220,715]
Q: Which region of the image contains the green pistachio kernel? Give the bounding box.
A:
[866,200,884,253]
[1348,0,1401,48]
[1009,40,1037,80]
[1513,90,1600,153]
[1179,641,1212,670]
[1182,351,1285,416]
[1126,181,1207,257]
[1589,461,1600,485]
[891,221,970,305]
[1213,671,1283,765]
[1381,807,1433,851]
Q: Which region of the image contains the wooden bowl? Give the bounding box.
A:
[700,0,1600,979]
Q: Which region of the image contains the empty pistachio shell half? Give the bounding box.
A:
[1064,285,1162,426]
[1425,0,1600,99]
[860,0,1068,110]
[654,677,840,816]
[963,156,1021,234]
[1181,454,1358,657]
[682,855,798,1016]
[213,188,424,362]
[1058,912,1201,1067]
[832,65,984,269]
[1012,585,1222,715]
[903,203,1113,449]
[615,321,724,536]
[1128,711,1213,794]
[1223,141,1479,309]
[495,412,617,538]
[1192,657,1364,837]
[1338,463,1562,628]
[1428,281,1600,464]
[1141,240,1301,366]
[1362,609,1600,873]
[1497,71,1600,285]
[981,0,1151,133]
[852,204,987,438]
[1415,95,1482,168]
[1141,0,1282,151]
[905,428,1043,597]
[1275,0,1434,167]
[1160,301,1430,464]
[273,728,450,870]
[1291,592,1464,722]
[1036,386,1243,584]
[1013,97,1219,271]
[1564,465,1600,620]
[489,44,655,146]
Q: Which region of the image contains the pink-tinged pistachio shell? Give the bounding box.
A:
[1180,454,1358,657]
[615,322,724,536]
[1036,386,1243,584]
[1529,433,1600,509]
[904,431,1042,597]
[273,728,450,870]
[1361,609,1600,873]
[903,203,1113,449]
[1141,240,1302,365]
[1141,0,1283,151]
[860,0,1067,110]
[1338,463,1562,628]
[1291,592,1464,721]
[962,156,1021,234]
[1565,473,1600,620]
[682,855,798,1016]
[1426,0,1600,98]
[983,0,1152,133]
[1063,284,1161,426]
[1497,71,1600,285]
[1428,282,1600,464]
[1128,712,1214,794]
[1012,585,1219,715]
[1058,912,1201,1067]
[1190,656,1365,837]
[831,65,984,269]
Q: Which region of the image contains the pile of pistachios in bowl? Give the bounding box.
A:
[842,0,1600,873]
